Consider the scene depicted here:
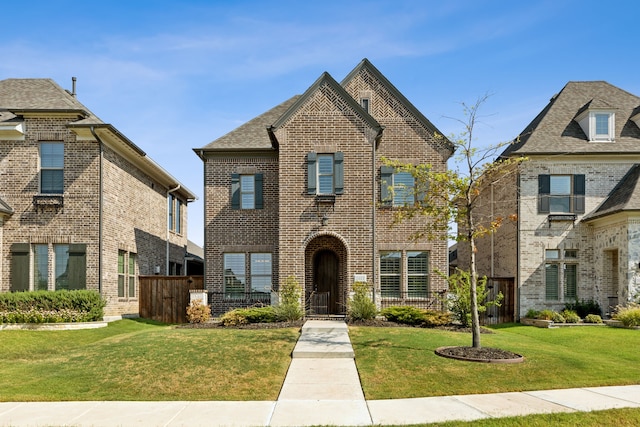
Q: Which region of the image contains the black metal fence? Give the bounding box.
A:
[378,291,447,312]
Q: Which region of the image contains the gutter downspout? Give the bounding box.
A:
[90,127,104,295]
[167,184,181,275]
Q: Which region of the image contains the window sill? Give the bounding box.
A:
[33,194,64,213]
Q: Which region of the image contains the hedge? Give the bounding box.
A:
[0,290,106,323]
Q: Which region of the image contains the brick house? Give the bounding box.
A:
[0,78,196,316]
[195,59,453,315]
[461,81,640,318]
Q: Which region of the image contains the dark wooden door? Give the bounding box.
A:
[314,250,339,314]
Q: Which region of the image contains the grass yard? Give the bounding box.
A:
[0,319,298,401]
[350,323,640,400]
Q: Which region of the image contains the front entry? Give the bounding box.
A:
[314,249,339,314]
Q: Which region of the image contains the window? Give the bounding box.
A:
[40,142,64,194]
[545,249,578,301]
[224,252,272,297]
[224,253,246,297]
[380,252,401,297]
[407,251,429,296]
[11,243,85,291]
[380,166,423,207]
[538,174,585,214]
[168,195,183,232]
[250,253,272,294]
[576,110,615,142]
[307,152,344,195]
[231,173,263,209]
[360,98,370,113]
[118,250,136,298]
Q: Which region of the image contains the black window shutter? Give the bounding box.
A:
[10,243,30,291]
[380,166,394,205]
[307,152,317,194]
[68,244,87,290]
[255,173,264,209]
[231,174,240,209]
[538,174,550,213]
[334,152,344,194]
[574,174,585,214]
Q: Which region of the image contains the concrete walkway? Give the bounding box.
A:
[1,320,640,426]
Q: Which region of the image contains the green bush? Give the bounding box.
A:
[442,269,502,327]
[380,306,427,326]
[564,299,602,318]
[536,309,556,321]
[240,306,277,323]
[274,276,304,322]
[562,310,580,323]
[422,309,452,327]
[584,314,603,324]
[347,281,377,321]
[0,290,106,323]
[613,303,640,327]
[219,310,248,326]
[551,312,565,323]
[525,308,539,319]
[186,300,211,324]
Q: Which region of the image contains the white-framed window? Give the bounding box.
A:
[168,195,183,233]
[392,172,415,206]
[240,175,256,209]
[231,173,264,209]
[317,154,335,195]
[250,253,272,294]
[307,152,344,195]
[538,174,585,214]
[11,243,86,292]
[39,142,64,194]
[545,249,578,301]
[380,166,423,207]
[379,250,430,298]
[118,250,137,298]
[576,110,615,142]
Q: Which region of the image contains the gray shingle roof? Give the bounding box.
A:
[583,164,640,221]
[198,96,301,151]
[500,81,640,157]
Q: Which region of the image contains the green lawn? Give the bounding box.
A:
[0,319,299,401]
[349,323,640,400]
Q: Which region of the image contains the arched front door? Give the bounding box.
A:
[314,249,339,314]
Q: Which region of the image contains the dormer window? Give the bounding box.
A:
[576,110,615,142]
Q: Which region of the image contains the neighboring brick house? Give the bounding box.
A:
[0,78,196,316]
[462,81,640,318]
[195,59,453,315]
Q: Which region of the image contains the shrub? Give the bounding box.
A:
[584,314,603,324]
[186,300,211,324]
[347,281,377,321]
[219,310,248,326]
[564,299,602,318]
[562,310,580,323]
[613,303,640,327]
[422,309,452,327]
[551,312,565,323]
[536,309,556,320]
[525,308,539,319]
[0,290,106,323]
[441,269,502,327]
[274,276,304,322]
[239,306,277,323]
[380,306,427,326]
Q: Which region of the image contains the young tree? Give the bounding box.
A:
[384,95,523,348]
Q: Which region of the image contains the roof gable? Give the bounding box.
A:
[500,81,640,158]
[583,164,640,221]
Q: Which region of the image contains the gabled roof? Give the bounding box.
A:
[0,78,196,201]
[341,58,454,156]
[269,71,383,138]
[582,164,640,222]
[500,81,640,158]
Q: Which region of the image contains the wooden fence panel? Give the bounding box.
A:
[482,277,515,324]
[139,276,204,324]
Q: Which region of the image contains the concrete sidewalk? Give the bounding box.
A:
[1,320,639,426]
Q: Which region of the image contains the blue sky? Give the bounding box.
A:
[2,0,639,247]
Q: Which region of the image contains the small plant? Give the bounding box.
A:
[584,314,603,324]
[422,309,452,327]
[562,309,580,323]
[441,269,502,327]
[219,309,248,326]
[237,306,277,323]
[525,308,540,319]
[186,300,211,324]
[565,299,602,317]
[274,276,304,321]
[551,312,565,323]
[347,281,377,321]
[380,306,427,326]
[536,309,555,320]
[613,303,640,327]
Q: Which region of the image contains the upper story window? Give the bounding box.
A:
[538,174,585,214]
[307,152,344,195]
[168,194,183,233]
[40,142,64,194]
[231,173,263,210]
[380,166,424,207]
[576,110,615,142]
[360,98,370,113]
